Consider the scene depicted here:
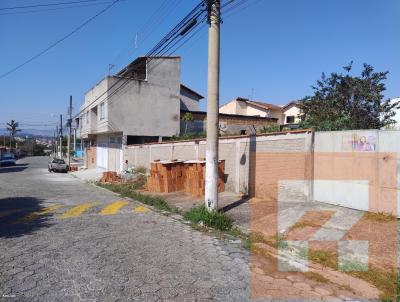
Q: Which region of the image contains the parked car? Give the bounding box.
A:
[48,158,69,173]
[0,153,16,166]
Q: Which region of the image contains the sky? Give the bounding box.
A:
[0,0,399,131]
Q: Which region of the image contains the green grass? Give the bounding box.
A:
[363,212,397,223]
[243,232,271,250]
[304,272,330,284]
[308,249,338,269]
[183,205,233,231]
[339,261,368,272]
[307,247,399,301]
[98,183,178,212]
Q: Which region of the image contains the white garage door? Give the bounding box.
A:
[108,147,122,173]
[97,145,108,170]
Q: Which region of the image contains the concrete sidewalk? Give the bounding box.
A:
[70,168,103,182]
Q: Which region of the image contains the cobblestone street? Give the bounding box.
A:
[0,157,250,302]
[0,157,390,302]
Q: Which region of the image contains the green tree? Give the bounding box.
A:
[182,112,194,135]
[6,120,21,148]
[298,63,400,131]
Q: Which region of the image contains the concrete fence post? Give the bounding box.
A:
[195,142,199,160]
[235,141,241,193]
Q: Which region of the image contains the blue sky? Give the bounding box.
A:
[0,0,399,130]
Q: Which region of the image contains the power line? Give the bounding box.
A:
[0,0,122,80]
[76,0,258,115]
[222,0,259,17]
[0,0,103,11]
[0,1,114,16]
[106,0,260,108]
[107,0,182,74]
[76,1,208,115]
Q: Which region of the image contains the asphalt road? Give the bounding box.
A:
[0,157,250,302]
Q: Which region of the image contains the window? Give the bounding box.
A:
[86,111,89,124]
[286,115,295,124]
[100,102,105,120]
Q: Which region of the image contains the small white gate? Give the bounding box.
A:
[97,144,108,170]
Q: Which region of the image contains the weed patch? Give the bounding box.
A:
[350,269,398,301]
[363,212,397,223]
[308,247,398,301]
[98,183,178,212]
[183,205,233,231]
[242,232,276,250]
[308,249,338,270]
[304,272,329,283]
[288,220,321,232]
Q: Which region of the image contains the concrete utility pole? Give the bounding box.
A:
[73,128,77,153]
[55,126,59,158]
[53,130,56,157]
[205,0,221,211]
[67,96,72,166]
[59,115,63,158]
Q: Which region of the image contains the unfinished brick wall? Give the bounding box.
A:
[86,147,97,169]
[249,137,313,201]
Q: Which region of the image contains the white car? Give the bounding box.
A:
[0,153,16,166]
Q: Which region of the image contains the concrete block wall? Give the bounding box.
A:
[123,129,400,217]
[124,131,311,194]
[314,130,400,217]
[250,134,313,201]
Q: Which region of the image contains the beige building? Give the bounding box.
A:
[282,101,301,125]
[76,56,203,172]
[219,97,284,124]
[219,97,301,127]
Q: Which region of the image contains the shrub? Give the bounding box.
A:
[260,124,280,133]
[183,205,233,231]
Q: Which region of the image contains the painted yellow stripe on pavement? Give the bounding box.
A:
[99,201,129,215]
[59,203,95,219]
[17,204,63,223]
[133,205,149,213]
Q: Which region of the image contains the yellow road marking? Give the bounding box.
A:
[133,205,149,213]
[59,203,95,219]
[17,205,63,223]
[99,201,129,215]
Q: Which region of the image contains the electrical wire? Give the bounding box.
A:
[108,0,183,75]
[76,1,208,115]
[107,0,260,107]
[0,0,122,80]
[76,0,262,116]
[0,0,104,11]
[0,1,115,16]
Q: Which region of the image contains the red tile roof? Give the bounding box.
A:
[236,97,283,111]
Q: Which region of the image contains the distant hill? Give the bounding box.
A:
[0,128,55,138]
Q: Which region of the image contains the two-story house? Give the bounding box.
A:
[219,97,301,129]
[76,56,203,172]
[219,97,284,124]
[282,101,301,128]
